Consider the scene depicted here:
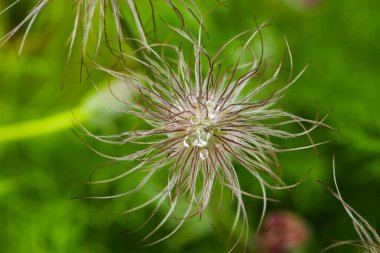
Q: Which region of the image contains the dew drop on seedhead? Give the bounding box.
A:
[205,100,217,119]
[183,136,190,147]
[186,129,211,147]
[199,149,209,160]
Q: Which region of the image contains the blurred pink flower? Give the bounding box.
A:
[259,210,309,253]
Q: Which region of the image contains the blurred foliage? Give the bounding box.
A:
[0,0,379,252]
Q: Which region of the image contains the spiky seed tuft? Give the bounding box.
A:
[77,21,329,251]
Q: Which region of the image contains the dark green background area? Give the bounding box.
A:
[0,0,379,252]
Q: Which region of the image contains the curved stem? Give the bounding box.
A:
[0,106,86,143]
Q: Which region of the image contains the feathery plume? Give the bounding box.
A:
[77,21,329,251]
[320,158,380,253]
[1,0,130,56]
[0,0,203,57]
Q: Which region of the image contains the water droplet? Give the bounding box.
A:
[194,129,211,147]
[200,149,209,160]
[183,129,212,148]
[183,136,190,147]
[205,100,217,119]
[192,138,200,146]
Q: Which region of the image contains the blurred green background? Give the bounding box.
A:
[0,0,379,252]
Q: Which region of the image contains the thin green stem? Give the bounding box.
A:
[0,106,86,143]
